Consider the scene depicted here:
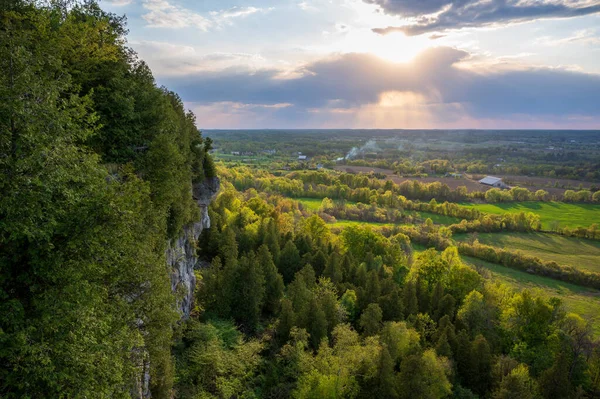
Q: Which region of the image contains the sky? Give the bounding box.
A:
[100,0,600,129]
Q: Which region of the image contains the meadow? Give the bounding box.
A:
[455,232,600,274]
[295,197,460,225]
[461,201,600,229]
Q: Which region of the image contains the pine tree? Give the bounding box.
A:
[307,298,328,350]
[435,331,453,358]
[360,304,383,336]
[431,281,444,317]
[365,270,382,305]
[469,334,492,395]
[229,253,265,332]
[435,293,457,322]
[311,250,328,276]
[278,240,301,284]
[375,347,399,399]
[403,281,419,318]
[257,245,284,316]
[277,298,296,344]
[323,251,343,286]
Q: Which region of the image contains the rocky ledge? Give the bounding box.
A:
[167,177,220,318]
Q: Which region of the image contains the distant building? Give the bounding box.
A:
[298,155,308,161]
[231,151,240,155]
[479,176,508,188]
[316,163,323,170]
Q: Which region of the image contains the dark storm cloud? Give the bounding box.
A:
[365,0,600,36]
[162,47,600,122]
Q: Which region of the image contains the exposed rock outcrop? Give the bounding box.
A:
[134,178,219,399]
[167,177,220,318]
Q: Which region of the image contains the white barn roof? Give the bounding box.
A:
[479,176,503,185]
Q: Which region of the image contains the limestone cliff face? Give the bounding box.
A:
[167,177,220,318]
[133,177,219,399]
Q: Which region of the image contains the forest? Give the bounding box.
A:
[2,1,600,399]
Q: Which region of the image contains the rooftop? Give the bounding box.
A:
[479,176,503,185]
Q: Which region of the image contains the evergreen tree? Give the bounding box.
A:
[374,347,399,399]
[469,335,492,395]
[360,303,383,336]
[229,253,265,332]
[492,364,540,399]
[257,244,284,315]
[307,298,328,350]
[278,240,302,284]
[324,251,343,286]
[277,298,296,345]
[403,280,419,318]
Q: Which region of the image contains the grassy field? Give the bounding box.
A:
[406,211,460,225]
[327,220,397,229]
[455,232,600,274]
[461,201,600,229]
[296,197,326,211]
[296,198,460,225]
[463,256,600,336]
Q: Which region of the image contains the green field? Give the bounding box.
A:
[296,197,330,211]
[406,211,460,225]
[463,256,600,336]
[461,201,600,229]
[455,232,600,274]
[327,220,396,229]
[296,198,459,225]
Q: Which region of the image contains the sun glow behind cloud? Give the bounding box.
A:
[98,0,600,128]
[363,32,431,63]
[318,23,432,63]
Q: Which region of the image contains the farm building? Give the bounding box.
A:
[479,176,508,188]
[298,155,308,161]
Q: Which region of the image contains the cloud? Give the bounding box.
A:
[142,0,212,30]
[103,0,133,5]
[142,1,272,30]
[157,47,600,128]
[535,29,600,46]
[130,40,269,76]
[365,0,600,36]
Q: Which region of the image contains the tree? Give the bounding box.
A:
[278,240,302,284]
[360,304,383,336]
[229,253,265,332]
[278,299,296,344]
[257,245,284,315]
[468,335,492,395]
[493,364,540,399]
[340,289,358,321]
[397,350,452,399]
[0,6,176,396]
[457,290,487,336]
[374,347,399,399]
[403,280,419,318]
[307,298,328,350]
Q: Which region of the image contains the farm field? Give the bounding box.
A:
[295,197,460,225]
[461,201,600,229]
[407,211,460,225]
[463,256,600,336]
[454,232,600,274]
[327,220,396,229]
[333,165,486,192]
[296,197,328,211]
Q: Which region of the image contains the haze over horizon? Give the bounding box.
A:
[101,0,600,129]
